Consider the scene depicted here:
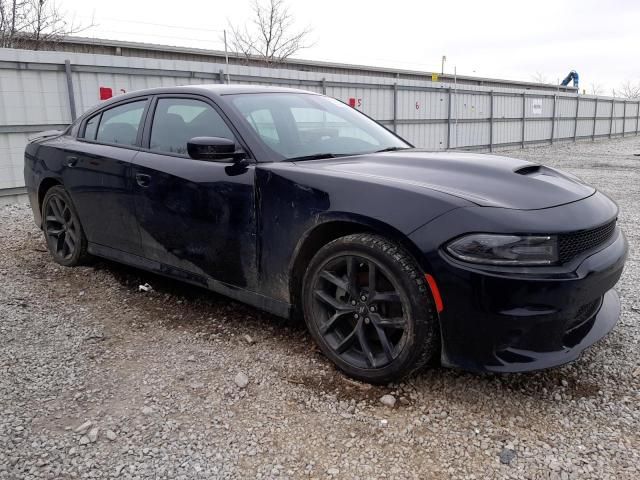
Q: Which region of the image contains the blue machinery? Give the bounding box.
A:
[561,70,579,89]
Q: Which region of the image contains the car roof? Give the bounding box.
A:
[79,84,319,119]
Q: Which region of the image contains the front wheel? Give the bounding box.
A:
[302,233,439,384]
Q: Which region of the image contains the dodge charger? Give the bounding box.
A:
[24,85,628,383]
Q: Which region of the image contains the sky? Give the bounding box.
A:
[61,0,640,94]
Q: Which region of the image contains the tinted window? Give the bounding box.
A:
[229,93,408,159]
[150,98,235,155]
[96,100,146,146]
[245,109,279,144]
[83,113,100,140]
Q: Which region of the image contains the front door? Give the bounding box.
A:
[130,96,257,289]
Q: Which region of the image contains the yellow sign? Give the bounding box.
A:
[431,73,439,82]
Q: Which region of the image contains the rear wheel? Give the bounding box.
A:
[302,233,439,384]
[42,186,89,267]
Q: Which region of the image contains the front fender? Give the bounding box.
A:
[255,164,468,303]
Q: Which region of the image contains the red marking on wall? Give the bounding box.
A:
[99,87,113,100]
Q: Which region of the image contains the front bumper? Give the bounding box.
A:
[409,195,628,373]
[438,229,625,372]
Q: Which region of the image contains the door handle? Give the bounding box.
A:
[135,173,152,187]
[66,156,78,167]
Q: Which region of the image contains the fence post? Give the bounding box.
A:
[393,83,398,133]
[64,60,77,122]
[592,98,598,141]
[447,87,452,149]
[521,93,526,148]
[622,101,627,137]
[321,78,327,95]
[218,69,226,84]
[550,94,557,145]
[489,90,494,152]
[609,100,614,138]
[573,95,580,142]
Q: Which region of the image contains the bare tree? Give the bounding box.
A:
[617,80,640,99]
[0,0,29,47]
[531,72,549,84]
[228,0,312,66]
[588,82,604,96]
[0,0,92,49]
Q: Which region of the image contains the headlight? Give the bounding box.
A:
[446,234,558,266]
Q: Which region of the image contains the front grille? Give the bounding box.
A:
[558,220,616,263]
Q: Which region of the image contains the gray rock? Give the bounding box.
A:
[79,436,90,445]
[234,372,249,388]
[141,406,153,416]
[499,448,517,465]
[74,420,93,434]
[87,427,98,443]
[243,334,255,345]
[380,394,396,408]
[105,430,117,441]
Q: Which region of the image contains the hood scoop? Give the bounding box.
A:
[515,165,542,176]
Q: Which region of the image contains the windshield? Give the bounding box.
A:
[227,93,410,160]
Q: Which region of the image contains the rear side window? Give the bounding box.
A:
[95,100,146,146]
[150,98,235,155]
[83,113,100,140]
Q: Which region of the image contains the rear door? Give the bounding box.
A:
[130,95,258,289]
[63,98,149,255]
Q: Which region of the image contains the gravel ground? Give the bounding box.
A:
[1,137,639,480]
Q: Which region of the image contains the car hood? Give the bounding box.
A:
[294,151,595,210]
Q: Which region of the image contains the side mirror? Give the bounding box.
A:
[187,137,245,162]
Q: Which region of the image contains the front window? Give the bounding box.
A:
[149,98,235,155]
[228,93,409,160]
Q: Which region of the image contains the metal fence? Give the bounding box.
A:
[1,48,639,201]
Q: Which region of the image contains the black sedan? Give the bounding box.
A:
[24,85,627,383]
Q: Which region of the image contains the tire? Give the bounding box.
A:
[41,185,90,267]
[302,233,439,384]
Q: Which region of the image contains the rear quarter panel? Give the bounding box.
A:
[24,137,67,227]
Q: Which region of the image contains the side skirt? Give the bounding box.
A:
[87,243,291,319]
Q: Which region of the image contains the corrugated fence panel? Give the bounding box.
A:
[555,118,575,139]
[595,119,610,136]
[397,89,448,120]
[0,132,30,189]
[397,123,447,150]
[454,92,490,120]
[579,99,596,117]
[556,97,577,118]
[0,69,70,125]
[494,120,522,145]
[452,122,490,148]
[494,94,523,119]
[576,119,594,137]
[1,47,639,195]
[526,120,552,142]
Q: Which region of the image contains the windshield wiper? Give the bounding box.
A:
[285,153,339,162]
[374,146,411,153]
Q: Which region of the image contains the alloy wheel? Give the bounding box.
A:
[309,254,409,370]
[44,194,80,261]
